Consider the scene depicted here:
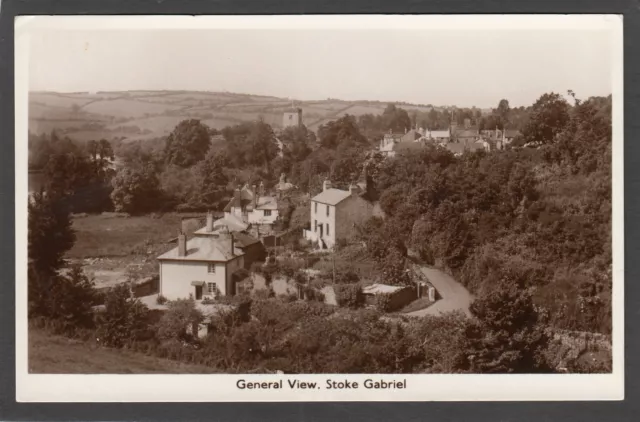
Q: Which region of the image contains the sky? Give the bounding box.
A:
[26,17,617,108]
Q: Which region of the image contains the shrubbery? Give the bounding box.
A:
[334,284,364,309]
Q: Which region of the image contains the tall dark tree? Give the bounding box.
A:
[194,150,230,209]
[382,104,412,133]
[28,190,75,278]
[164,119,212,167]
[464,272,551,373]
[522,92,570,145]
[110,165,162,214]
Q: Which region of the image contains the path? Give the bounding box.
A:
[407,266,473,317]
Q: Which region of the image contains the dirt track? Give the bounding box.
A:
[407,266,473,317]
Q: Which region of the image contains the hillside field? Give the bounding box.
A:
[29,90,434,143]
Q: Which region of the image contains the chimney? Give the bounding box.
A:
[252,184,258,208]
[230,232,235,257]
[323,180,332,191]
[206,211,214,232]
[349,184,359,197]
[259,181,265,197]
[178,231,187,257]
[280,173,286,185]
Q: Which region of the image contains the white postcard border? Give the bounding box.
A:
[14,14,624,402]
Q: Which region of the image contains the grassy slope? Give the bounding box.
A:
[29,329,219,374]
[29,90,434,142]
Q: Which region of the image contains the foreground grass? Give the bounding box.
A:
[29,329,219,374]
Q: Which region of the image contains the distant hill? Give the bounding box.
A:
[29,90,436,143]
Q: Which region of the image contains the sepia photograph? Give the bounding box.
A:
[15,14,623,402]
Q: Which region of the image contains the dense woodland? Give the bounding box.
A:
[28,92,612,373]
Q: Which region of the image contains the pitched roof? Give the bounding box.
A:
[157,236,244,262]
[311,188,353,206]
[401,129,422,142]
[454,129,478,138]
[362,283,406,295]
[232,232,262,248]
[428,130,450,138]
[255,196,278,210]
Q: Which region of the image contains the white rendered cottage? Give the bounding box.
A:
[157,229,245,301]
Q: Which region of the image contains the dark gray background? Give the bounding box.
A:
[1,0,638,420]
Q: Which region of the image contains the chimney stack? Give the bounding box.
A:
[323,180,332,192]
[206,211,214,232]
[252,184,258,208]
[178,231,187,257]
[349,184,359,197]
[230,232,235,257]
[259,181,265,197]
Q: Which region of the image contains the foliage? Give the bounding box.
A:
[374,293,393,312]
[522,92,570,145]
[96,284,151,348]
[28,189,76,278]
[156,294,168,305]
[334,283,364,309]
[164,119,211,167]
[464,272,551,373]
[155,299,204,342]
[110,165,162,214]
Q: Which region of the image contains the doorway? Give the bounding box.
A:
[195,285,203,300]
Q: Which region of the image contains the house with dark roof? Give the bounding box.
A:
[194,212,266,270]
[303,179,378,249]
[222,182,280,230]
[157,229,245,300]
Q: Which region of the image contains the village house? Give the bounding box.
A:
[223,182,280,231]
[194,212,267,270]
[378,127,425,158]
[157,228,245,301]
[303,179,377,249]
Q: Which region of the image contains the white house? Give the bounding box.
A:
[303,180,377,249]
[223,182,280,229]
[157,229,245,301]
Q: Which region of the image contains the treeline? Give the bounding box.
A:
[28,132,115,213]
[358,92,612,335]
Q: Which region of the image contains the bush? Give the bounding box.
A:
[334,284,364,309]
[156,294,168,305]
[155,299,204,343]
[374,293,393,312]
[96,284,151,348]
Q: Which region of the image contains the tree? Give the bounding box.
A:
[382,104,412,133]
[110,165,162,214]
[247,120,279,173]
[521,93,570,145]
[46,264,97,330]
[318,115,367,149]
[28,189,75,278]
[97,283,150,348]
[496,99,510,126]
[464,271,551,373]
[164,119,211,167]
[155,299,204,342]
[193,150,230,209]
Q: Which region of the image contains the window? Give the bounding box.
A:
[326,205,330,216]
[289,115,293,120]
[314,202,318,214]
[264,210,272,217]
[207,263,216,273]
[207,282,217,294]
[314,220,317,232]
[326,223,330,236]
